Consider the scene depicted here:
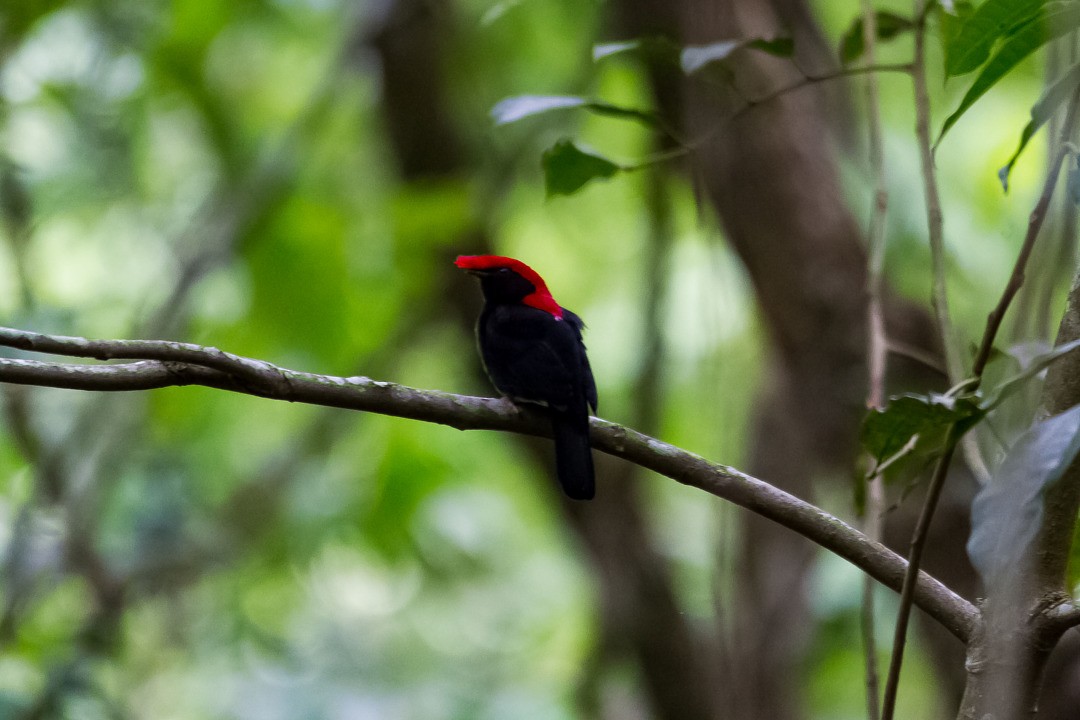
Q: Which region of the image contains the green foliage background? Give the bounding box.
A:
[0,0,1062,717]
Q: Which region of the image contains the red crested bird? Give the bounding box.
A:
[456,255,598,500]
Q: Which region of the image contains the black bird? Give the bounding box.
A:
[456,254,598,500]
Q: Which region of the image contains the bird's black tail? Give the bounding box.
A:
[552,408,594,500]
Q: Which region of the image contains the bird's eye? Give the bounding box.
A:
[497,267,511,274]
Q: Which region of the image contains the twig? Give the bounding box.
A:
[0,326,979,639]
[971,146,1078,378]
[860,477,885,720]
[880,430,960,720]
[912,3,963,386]
[880,80,1080,720]
[633,64,914,172]
[733,63,913,120]
[860,1,889,716]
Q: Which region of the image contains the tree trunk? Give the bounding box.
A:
[613,0,977,715]
[366,4,722,717]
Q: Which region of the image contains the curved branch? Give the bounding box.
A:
[1041,600,1080,639]
[0,327,977,640]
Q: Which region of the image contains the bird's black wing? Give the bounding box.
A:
[478,304,588,412]
[562,309,597,413]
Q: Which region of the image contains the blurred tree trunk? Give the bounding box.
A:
[612,0,979,716]
[365,4,722,719]
[367,0,1080,717]
[677,6,870,717]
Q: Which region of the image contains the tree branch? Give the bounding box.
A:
[731,63,913,119]
[1040,600,1080,638]
[912,2,962,386]
[861,1,889,715]
[0,326,977,639]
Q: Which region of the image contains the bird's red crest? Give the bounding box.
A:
[455,255,564,319]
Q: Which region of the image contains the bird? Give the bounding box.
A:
[455,254,598,500]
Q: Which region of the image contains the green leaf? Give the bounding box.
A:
[594,40,642,60]
[939,2,976,61]
[491,95,587,124]
[680,37,794,74]
[750,38,796,57]
[838,12,915,65]
[479,0,523,26]
[938,2,1080,145]
[594,37,791,74]
[592,37,682,64]
[944,0,1047,77]
[861,392,983,462]
[490,95,660,128]
[542,140,623,198]
[967,404,1080,586]
[580,103,662,127]
[681,41,742,73]
[999,61,1080,190]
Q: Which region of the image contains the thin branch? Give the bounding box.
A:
[733,63,913,120]
[0,328,290,392]
[864,148,887,404]
[861,1,889,716]
[885,339,947,376]
[0,327,978,640]
[971,149,1078,379]
[631,64,914,174]
[861,477,886,720]
[880,79,1080,720]
[912,3,962,385]
[880,430,961,720]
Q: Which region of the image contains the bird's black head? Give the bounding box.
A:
[470,265,535,304]
[455,255,564,318]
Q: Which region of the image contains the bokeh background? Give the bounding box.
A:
[0,0,1069,718]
